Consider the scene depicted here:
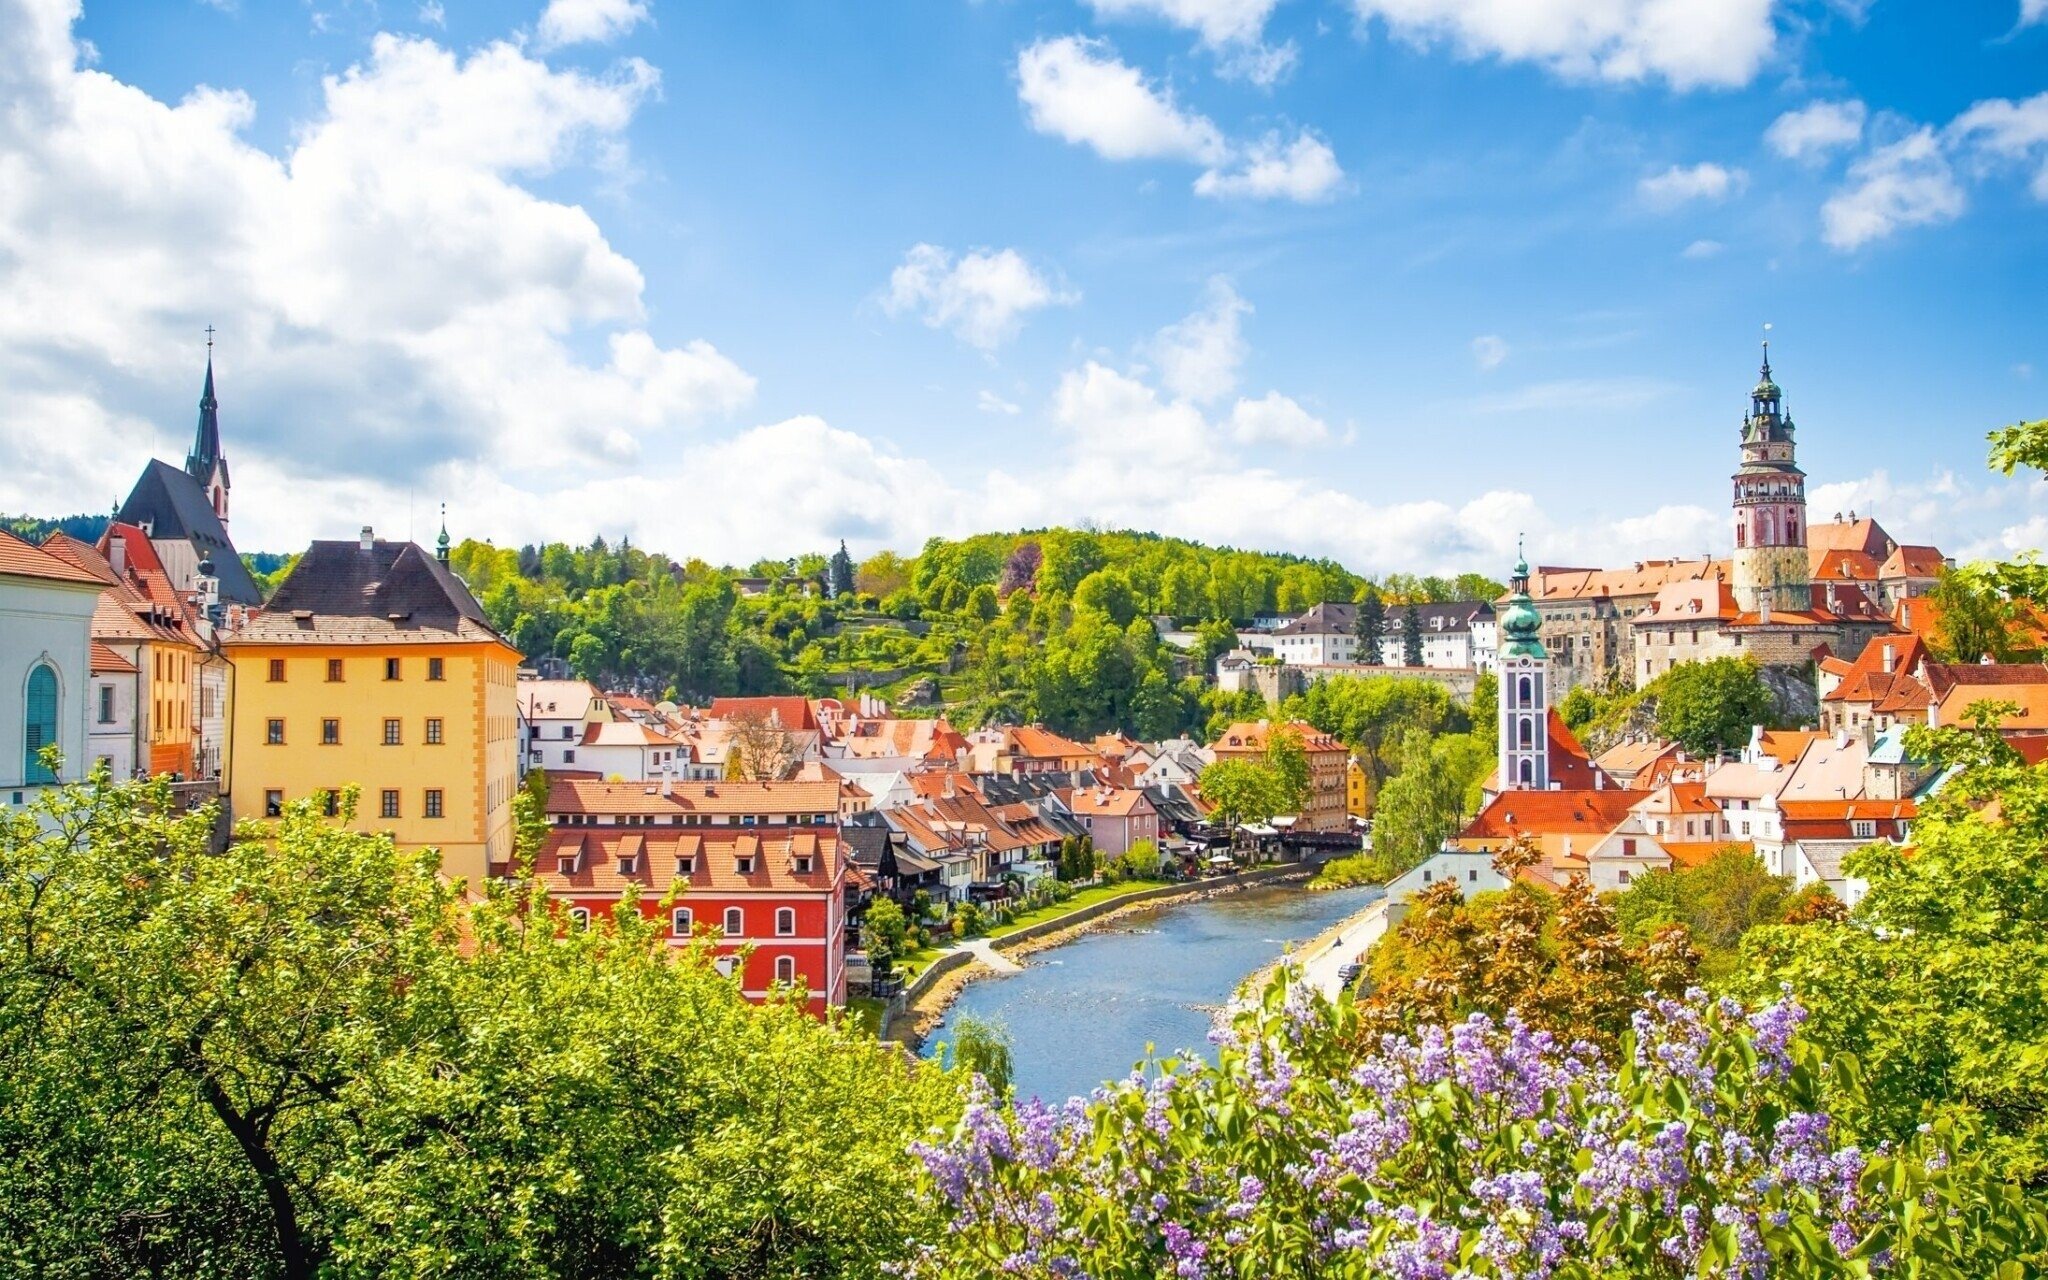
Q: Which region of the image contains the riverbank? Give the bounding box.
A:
[1230,888,1389,1010]
[889,867,1314,1047]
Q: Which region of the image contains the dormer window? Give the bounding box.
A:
[794,855,814,874]
[677,855,696,874]
[737,856,756,874]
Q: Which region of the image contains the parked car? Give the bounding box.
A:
[1336,962,1362,988]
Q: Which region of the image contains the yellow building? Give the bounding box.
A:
[1346,756,1371,819]
[225,530,519,884]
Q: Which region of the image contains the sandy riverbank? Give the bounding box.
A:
[1230,889,1388,1009]
[890,871,1315,1049]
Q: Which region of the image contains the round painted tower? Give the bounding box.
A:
[1730,342,1809,614]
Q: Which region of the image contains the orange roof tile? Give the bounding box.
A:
[1211,719,1346,755]
[89,641,136,674]
[1662,841,1752,869]
[526,828,842,896]
[708,696,818,732]
[1460,789,1640,841]
[1062,786,1156,818]
[0,528,103,586]
[547,778,842,816]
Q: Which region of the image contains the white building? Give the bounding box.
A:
[518,679,614,772]
[2,531,103,804]
[1269,599,1497,672]
[572,720,699,782]
[88,643,139,779]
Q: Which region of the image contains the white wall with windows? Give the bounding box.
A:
[1,573,99,802]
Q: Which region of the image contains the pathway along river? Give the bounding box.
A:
[921,881,1382,1102]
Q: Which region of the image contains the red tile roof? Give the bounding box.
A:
[89,641,136,674]
[1881,545,1945,579]
[708,696,819,733]
[526,828,842,896]
[1460,789,1640,841]
[1211,719,1346,756]
[1062,786,1157,818]
[0,528,104,586]
[547,778,842,817]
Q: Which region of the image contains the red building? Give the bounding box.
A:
[517,777,849,1013]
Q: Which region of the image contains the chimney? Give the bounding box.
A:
[359,526,375,551]
[108,535,127,577]
[942,772,955,800]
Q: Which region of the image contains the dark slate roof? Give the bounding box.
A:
[839,821,892,870]
[1275,599,1494,638]
[238,537,501,644]
[1144,784,1207,826]
[117,459,262,605]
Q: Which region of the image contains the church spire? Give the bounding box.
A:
[185,328,231,528]
[187,329,223,481]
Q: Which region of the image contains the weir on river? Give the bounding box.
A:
[920,881,1382,1102]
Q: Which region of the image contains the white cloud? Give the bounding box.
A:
[1349,0,1778,91]
[1765,99,1866,162]
[1471,334,1507,369]
[1637,161,1748,209]
[882,244,1074,350]
[1083,0,1297,86]
[0,3,757,550]
[1015,35,1342,203]
[978,390,1023,415]
[1820,128,1965,250]
[1227,391,1329,445]
[536,0,650,50]
[1680,238,1725,259]
[1148,278,1250,403]
[1948,90,2048,201]
[418,1,446,27]
[1015,35,1226,164]
[2023,0,2047,26]
[1193,130,1345,201]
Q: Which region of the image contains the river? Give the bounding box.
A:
[920,881,1383,1102]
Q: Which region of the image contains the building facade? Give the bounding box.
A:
[1496,553,1551,793]
[226,530,521,884]
[1730,345,1811,614]
[0,532,103,802]
[528,777,848,1013]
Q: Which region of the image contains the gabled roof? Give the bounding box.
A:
[235,538,501,645]
[0,528,104,587]
[547,778,841,817]
[1806,517,1892,560]
[1811,549,1882,582]
[1062,786,1157,818]
[708,696,819,733]
[1822,634,1929,712]
[1662,840,1752,869]
[1211,719,1345,755]
[1880,545,1945,579]
[1532,559,1725,604]
[89,641,137,674]
[117,459,261,604]
[519,679,604,721]
[581,720,684,748]
[1593,738,1680,785]
[526,828,842,896]
[1005,724,1100,761]
[1459,789,1640,841]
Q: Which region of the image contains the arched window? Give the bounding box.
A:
[1757,511,1775,546]
[774,955,796,985]
[1735,522,1746,548]
[672,906,692,936]
[723,907,743,937]
[24,663,58,785]
[775,907,796,937]
[1517,716,1534,749]
[1516,675,1532,705]
[567,907,590,930]
[1517,758,1534,785]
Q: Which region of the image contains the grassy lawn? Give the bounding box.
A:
[843,996,887,1037]
[893,944,946,979]
[983,879,1175,939]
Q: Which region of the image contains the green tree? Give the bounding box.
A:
[1369,728,1486,872]
[942,1015,1014,1098]
[1400,601,1424,667]
[829,539,856,598]
[862,897,909,974]
[0,779,966,1277]
[1072,569,1138,628]
[1653,656,1776,757]
[1354,586,1385,663]
[1196,759,1286,828]
[1263,724,1311,813]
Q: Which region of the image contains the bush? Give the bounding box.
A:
[906,976,2047,1278]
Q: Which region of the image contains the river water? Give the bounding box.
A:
[921,881,1383,1103]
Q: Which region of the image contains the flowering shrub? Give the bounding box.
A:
[906,972,2048,1278]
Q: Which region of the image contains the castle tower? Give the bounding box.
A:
[1497,546,1549,792]
[1730,340,1808,614]
[186,340,231,531]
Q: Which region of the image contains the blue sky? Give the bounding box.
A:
[1,0,2043,573]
